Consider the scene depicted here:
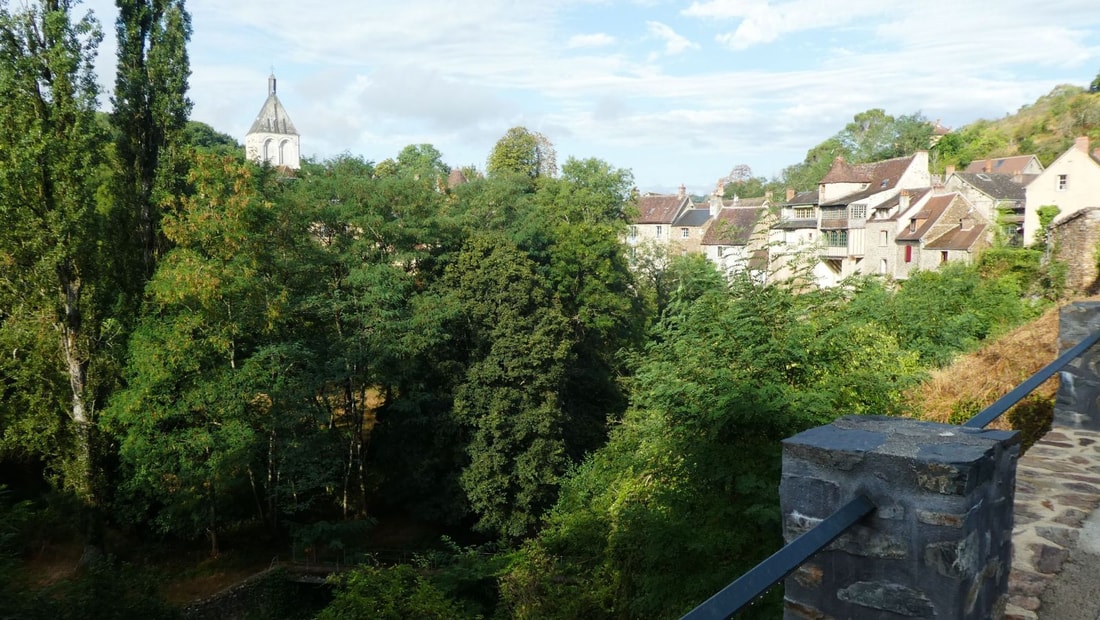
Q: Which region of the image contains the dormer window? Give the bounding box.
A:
[909,220,916,233]
[880,179,889,188]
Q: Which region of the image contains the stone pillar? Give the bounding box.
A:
[781,415,1020,619]
[1055,301,1100,431]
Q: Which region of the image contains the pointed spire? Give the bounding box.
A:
[268,73,277,96]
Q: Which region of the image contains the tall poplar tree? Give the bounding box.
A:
[0,0,105,499]
[111,0,192,279]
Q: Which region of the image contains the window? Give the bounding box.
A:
[793,207,814,219]
[904,245,913,263]
[629,225,638,239]
[879,259,888,274]
[940,251,949,263]
[717,246,726,258]
[909,220,917,233]
[825,230,848,246]
[681,227,690,238]
[849,204,867,219]
[656,225,663,238]
[880,230,888,246]
[1058,174,1068,190]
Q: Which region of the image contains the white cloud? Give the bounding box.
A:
[646,21,700,55]
[567,33,617,49]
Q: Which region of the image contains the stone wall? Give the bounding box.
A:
[1055,301,1100,431]
[1050,207,1100,295]
[780,415,1020,619]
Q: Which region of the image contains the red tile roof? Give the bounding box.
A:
[925,224,987,251]
[963,155,1038,175]
[895,194,955,242]
[635,195,688,224]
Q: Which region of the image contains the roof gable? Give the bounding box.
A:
[701,207,765,246]
[635,194,690,224]
[963,155,1040,175]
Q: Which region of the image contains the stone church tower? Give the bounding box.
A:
[245,74,300,169]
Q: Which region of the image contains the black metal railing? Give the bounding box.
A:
[681,495,874,619]
[680,328,1100,620]
[964,328,1100,429]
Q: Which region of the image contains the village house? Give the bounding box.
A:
[894,193,988,278]
[795,152,931,285]
[863,188,934,278]
[944,167,1031,245]
[1024,136,1100,245]
[701,199,772,278]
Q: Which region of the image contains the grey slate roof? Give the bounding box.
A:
[954,173,1026,201]
[249,75,299,135]
[673,208,712,227]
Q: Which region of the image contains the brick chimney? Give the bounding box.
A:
[983,159,992,173]
[709,193,722,217]
[1075,136,1090,153]
[678,184,687,200]
[786,187,796,202]
[899,189,911,211]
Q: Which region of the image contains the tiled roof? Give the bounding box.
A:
[953,173,1026,201]
[447,169,468,188]
[673,208,712,227]
[875,187,933,216]
[820,157,870,184]
[784,190,818,206]
[963,155,1038,175]
[925,224,988,251]
[821,154,919,206]
[702,207,765,246]
[895,194,955,241]
[635,195,687,224]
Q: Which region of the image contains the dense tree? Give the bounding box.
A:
[0,0,108,501]
[503,273,922,619]
[111,0,193,278]
[486,126,557,181]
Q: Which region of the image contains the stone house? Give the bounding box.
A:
[893,193,988,279]
[701,202,772,278]
[944,170,1030,245]
[813,151,931,284]
[863,188,933,277]
[1024,136,1100,246]
[628,187,693,251]
[245,74,301,170]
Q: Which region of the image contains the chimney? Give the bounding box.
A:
[1075,136,1090,153]
[678,184,687,200]
[709,193,722,217]
[786,187,796,202]
[945,165,955,177]
[899,189,911,211]
[983,159,992,173]
[1013,170,1023,184]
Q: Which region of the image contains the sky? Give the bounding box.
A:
[78,0,1100,194]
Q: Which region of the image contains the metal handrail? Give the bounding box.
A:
[964,329,1100,429]
[681,495,875,620]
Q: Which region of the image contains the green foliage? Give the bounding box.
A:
[1035,205,1061,245]
[0,0,111,500]
[486,126,557,181]
[888,263,1038,366]
[320,565,478,620]
[504,273,922,619]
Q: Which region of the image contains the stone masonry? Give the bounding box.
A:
[781,415,1020,619]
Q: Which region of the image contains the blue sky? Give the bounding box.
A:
[80,0,1100,193]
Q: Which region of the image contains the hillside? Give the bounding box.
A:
[935,84,1100,171]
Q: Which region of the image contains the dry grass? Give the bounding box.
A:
[906,303,1064,430]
